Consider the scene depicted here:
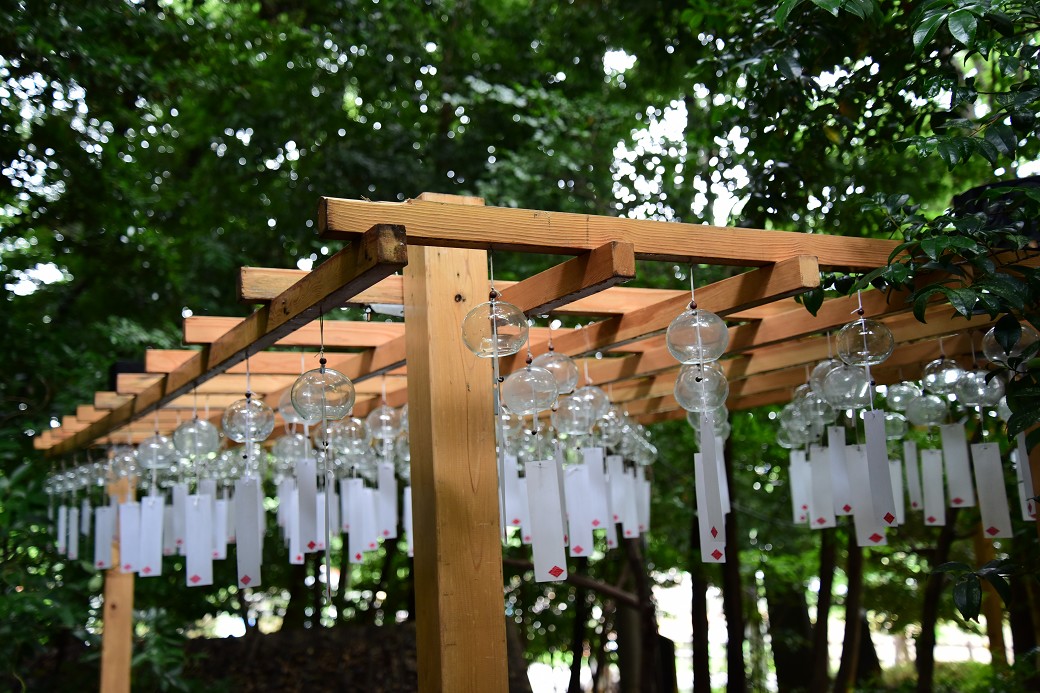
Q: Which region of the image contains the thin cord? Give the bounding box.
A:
[854,291,875,411]
[939,336,946,358]
[489,255,508,542]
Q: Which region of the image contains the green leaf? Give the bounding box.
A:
[776,0,806,26]
[914,11,948,51]
[953,576,983,622]
[934,561,972,574]
[920,236,947,261]
[984,123,1017,156]
[940,286,978,316]
[801,286,825,316]
[948,9,978,47]
[810,0,841,16]
[983,574,1011,608]
[777,53,803,80]
[993,314,1022,356]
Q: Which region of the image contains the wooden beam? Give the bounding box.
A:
[183,316,405,348]
[405,243,508,690]
[507,241,636,316]
[507,255,820,371]
[320,195,898,269]
[99,476,136,693]
[240,268,407,306]
[145,349,321,375]
[45,225,407,455]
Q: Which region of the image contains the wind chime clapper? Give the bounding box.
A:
[461,264,653,583]
[776,291,1035,552]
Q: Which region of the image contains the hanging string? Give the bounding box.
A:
[851,290,875,411]
[316,309,334,610]
[690,264,704,364]
[488,251,509,542]
[547,319,555,352]
[826,331,833,360]
[938,336,946,358]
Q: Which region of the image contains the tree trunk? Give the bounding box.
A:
[617,603,642,693]
[1009,573,1039,690]
[336,544,352,623]
[624,537,661,693]
[833,535,862,693]
[811,528,837,692]
[281,561,309,629]
[721,437,747,693]
[690,508,711,693]
[853,612,882,686]
[506,617,533,693]
[568,557,590,693]
[916,507,960,693]
[763,567,813,692]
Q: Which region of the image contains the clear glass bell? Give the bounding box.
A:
[221,397,276,443]
[922,358,964,395]
[172,418,221,457]
[572,385,611,420]
[138,434,177,470]
[810,358,842,394]
[954,370,1005,407]
[885,381,922,412]
[982,324,1040,368]
[531,351,579,395]
[461,300,528,357]
[551,395,597,435]
[836,318,895,366]
[666,308,729,363]
[366,405,403,440]
[501,366,558,415]
[821,365,871,409]
[905,394,948,427]
[884,412,908,440]
[674,361,729,412]
[291,367,355,424]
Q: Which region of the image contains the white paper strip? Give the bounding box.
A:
[971,443,1013,538]
[80,498,92,537]
[606,455,625,526]
[234,476,263,589]
[172,482,188,554]
[339,479,351,532]
[403,486,414,557]
[501,454,526,535]
[288,488,304,564]
[94,505,115,570]
[525,459,568,581]
[789,450,810,524]
[277,478,293,529]
[67,507,80,561]
[845,445,887,547]
[554,453,568,546]
[315,491,328,551]
[185,495,213,587]
[940,423,976,507]
[1013,432,1037,521]
[602,480,618,549]
[637,472,651,534]
[377,462,398,540]
[581,447,610,529]
[345,478,367,563]
[716,436,731,515]
[296,458,319,553]
[620,470,641,540]
[162,504,175,556]
[808,444,836,529]
[828,426,853,515]
[212,498,229,560]
[889,457,905,525]
[56,505,68,555]
[863,410,897,528]
[564,465,595,558]
[118,502,141,573]
[328,489,340,539]
[921,449,946,526]
[904,440,923,512]
[698,420,726,540]
[137,495,164,577]
[695,453,726,563]
[518,481,532,545]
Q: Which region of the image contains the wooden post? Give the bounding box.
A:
[404,195,508,692]
[100,476,136,693]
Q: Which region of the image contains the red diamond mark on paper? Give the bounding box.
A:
[548,565,564,578]
[711,549,723,561]
[816,517,827,525]
[212,551,219,558]
[953,497,964,505]
[573,545,584,554]
[592,519,601,527]
[96,560,104,567]
[564,535,569,543]
[295,554,303,562]
[639,525,646,531]
[927,515,937,523]
[608,540,616,548]
[613,514,619,521]
[799,515,806,522]
[843,504,852,513]
[355,552,362,561]
[176,538,183,545]
[710,526,719,539]
[986,526,999,536]
[383,530,390,537]
[625,530,633,537]
[189,574,201,584]
[306,540,316,550]
[164,549,172,556]
[869,533,883,543]
[512,518,521,525]
[123,563,132,571]
[883,512,895,524]
[241,575,252,585]
[801,504,808,510]
[524,536,531,542]
[142,566,152,575]
[368,542,377,549]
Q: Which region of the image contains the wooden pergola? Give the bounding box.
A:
[37,193,1037,692]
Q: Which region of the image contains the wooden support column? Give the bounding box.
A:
[100,476,136,693]
[405,242,508,689]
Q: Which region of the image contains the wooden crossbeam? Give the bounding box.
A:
[45,225,407,455]
[320,195,897,269]
[183,316,405,348]
[145,349,321,375]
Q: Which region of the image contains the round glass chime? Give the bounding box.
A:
[666,279,730,433]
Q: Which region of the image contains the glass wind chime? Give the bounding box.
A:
[666,271,731,563]
[777,297,1037,550]
[461,260,656,583]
